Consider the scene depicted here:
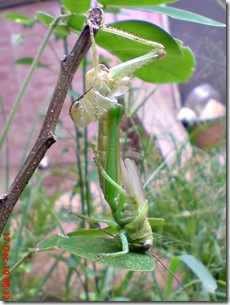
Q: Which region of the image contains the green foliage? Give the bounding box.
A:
[37,11,55,25]
[123,5,226,27]
[37,11,70,36]
[13,57,50,68]
[146,148,226,300]
[2,12,36,27]
[99,0,178,6]
[179,254,217,293]
[66,15,87,32]
[147,6,226,27]
[96,20,195,83]
[62,0,91,14]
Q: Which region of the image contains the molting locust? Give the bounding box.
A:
[69,11,188,293]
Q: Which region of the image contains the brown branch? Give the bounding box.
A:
[0,8,103,236]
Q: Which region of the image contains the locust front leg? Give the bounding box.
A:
[95,104,130,219]
[70,210,130,261]
[93,230,129,262]
[70,163,131,261]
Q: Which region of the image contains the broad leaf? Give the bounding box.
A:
[62,0,91,14]
[54,25,70,36]
[37,11,54,26]
[134,39,195,84]
[13,57,50,68]
[137,5,226,27]
[37,233,68,250]
[3,12,36,27]
[67,15,87,33]
[57,236,155,271]
[179,254,217,293]
[67,227,117,237]
[96,20,195,83]
[99,0,178,6]
[97,20,182,57]
[37,12,70,36]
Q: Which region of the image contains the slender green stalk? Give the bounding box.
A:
[216,0,226,11]
[63,34,90,300]
[82,56,92,217]
[20,95,49,166]
[0,96,9,191]
[132,86,158,117]
[0,246,60,282]
[0,15,68,150]
[13,172,42,263]
[82,53,99,295]
[82,57,91,301]
[143,159,168,189]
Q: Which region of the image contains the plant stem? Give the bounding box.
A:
[82,57,91,217]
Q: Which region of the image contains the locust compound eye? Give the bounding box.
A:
[142,240,153,250]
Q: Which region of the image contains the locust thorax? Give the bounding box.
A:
[86,64,131,99]
[86,64,111,95]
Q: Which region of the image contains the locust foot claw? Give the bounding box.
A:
[92,253,108,262]
[90,144,102,166]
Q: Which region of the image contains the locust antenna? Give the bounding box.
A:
[69,210,116,239]
[149,251,190,294]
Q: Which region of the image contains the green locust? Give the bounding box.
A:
[70,104,188,293]
[69,15,189,293]
[94,104,154,257]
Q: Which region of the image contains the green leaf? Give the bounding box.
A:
[179,254,218,293]
[37,11,54,26]
[67,15,87,32]
[13,57,50,68]
[99,0,178,6]
[96,20,195,83]
[2,12,36,27]
[133,39,195,84]
[55,25,70,36]
[140,5,226,27]
[37,233,68,250]
[57,236,155,271]
[97,20,182,57]
[62,0,91,14]
[37,11,70,36]
[165,256,182,295]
